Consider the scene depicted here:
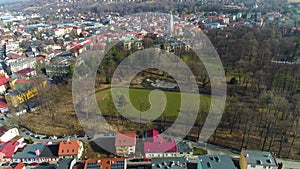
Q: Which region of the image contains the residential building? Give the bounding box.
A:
[45,56,72,78]
[4,79,47,107]
[9,57,36,74]
[0,77,11,94]
[119,36,143,50]
[58,139,84,159]
[115,131,137,156]
[240,149,278,169]
[198,155,237,169]
[84,158,126,169]
[151,157,187,169]
[0,44,7,60]
[143,129,177,158]
[0,127,19,143]
[12,143,60,163]
[0,141,21,162]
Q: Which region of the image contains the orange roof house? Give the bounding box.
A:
[58,139,83,159]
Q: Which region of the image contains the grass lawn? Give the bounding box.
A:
[96,88,211,122]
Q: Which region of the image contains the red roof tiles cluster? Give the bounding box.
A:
[144,129,177,154]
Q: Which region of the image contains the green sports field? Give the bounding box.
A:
[96,88,211,121]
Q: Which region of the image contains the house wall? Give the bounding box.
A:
[78,141,84,159]
[246,164,277,169]
[0,157,12,162]
[175,151,193,157]
[116,145,135,156]
[128,145,135,154]
[240,150,247,169]
[197,160,203,169]
[10,58,36,73]
[0,84,7,94]
[145,152,177,158]
[13,157,60,163]
[0,127,19,142]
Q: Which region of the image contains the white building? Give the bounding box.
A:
[0,127,19,142]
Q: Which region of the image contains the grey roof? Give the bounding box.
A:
[177,142,192,153]
[243,150,277,166]
[13,144,45,159]
[57,158,75,169]
[198,155,237,169]
[151,157,187,169]
[39,144,59,158]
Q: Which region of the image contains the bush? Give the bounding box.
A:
[28,137,34,144]
[229,77,238,84]
[193,148,207,155]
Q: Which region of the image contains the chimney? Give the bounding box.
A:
[35,149,40,156]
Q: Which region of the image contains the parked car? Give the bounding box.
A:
[34,135,41,139]
[87,135,93,140]
[30,162,39,166]
[1,162,9,166]
[42,136,50,139]
[57,136,65,139]
[10,162,18,167]
[77,135,85,138]
[40,162,49,166]
[50,136,57,139]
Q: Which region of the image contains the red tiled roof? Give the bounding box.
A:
[15,68,33,75]
[14,79,35,84]
[0,77,11,86]
[58,140,81,156]
[0,141,20,158]
[115,131,137,147]
[11,54,21,59]
[0,98,8,109]
[144,138,177,154]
